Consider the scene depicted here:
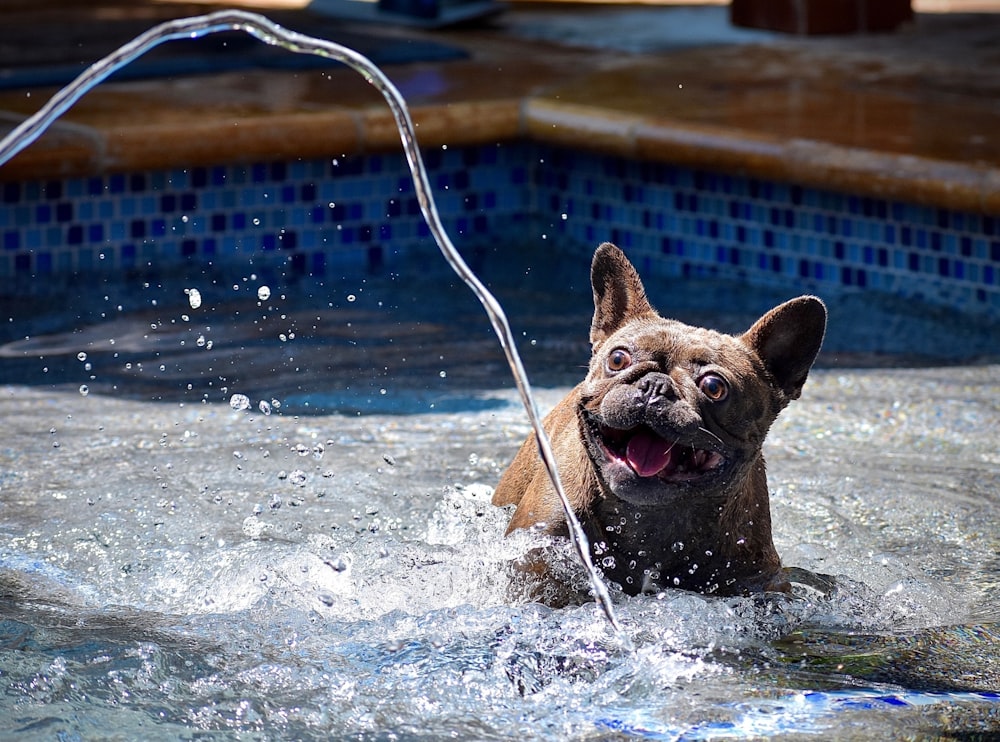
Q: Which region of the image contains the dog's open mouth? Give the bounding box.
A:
[598,424,725,482]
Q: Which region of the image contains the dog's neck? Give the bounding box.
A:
[580,453,783,595]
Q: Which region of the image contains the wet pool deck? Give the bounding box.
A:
[2,1,1000,214]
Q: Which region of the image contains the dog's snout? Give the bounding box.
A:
[637,373,677,403]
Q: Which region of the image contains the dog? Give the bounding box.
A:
[492,243,826,597]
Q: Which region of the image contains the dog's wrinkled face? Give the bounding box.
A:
[579,319,776,507]
[578,243,826,511]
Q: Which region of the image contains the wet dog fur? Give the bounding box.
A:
[492,243,826,597]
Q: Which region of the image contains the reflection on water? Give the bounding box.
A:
[2,257,1000,737]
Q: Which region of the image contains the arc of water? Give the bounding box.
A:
[0,10,624,635]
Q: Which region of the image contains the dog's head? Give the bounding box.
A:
[579,243,827,509]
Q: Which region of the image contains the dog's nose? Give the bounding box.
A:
[637,373,677,404]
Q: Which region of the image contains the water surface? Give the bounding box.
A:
[2,255,1000,738]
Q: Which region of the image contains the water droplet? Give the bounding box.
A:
[269,494,282,510]
[288,470,306,486]
[229,393,251,411]
[312,443,325,460]
[257,285,271,301]
[258,400,272,415]
[294,444,309,456]
[346,294,356,302]
[196,335,206,347]
[78,385,89,396]
[439,370,447,379]
[77,352,87,362]
[186,288,202,309]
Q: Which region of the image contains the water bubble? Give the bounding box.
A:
[269,494,282,510]
[196,335,206,347]
[229,393,251,411]
[439,370,447,379]
[186,288,202,309]
[258,400,272,415]
[312,443,325,460]
[326,556,350,572]
[288,470,307,486]
[293,444,309,456]
[257,285,271,301]
[77,352,87,362]
[78,385,89,396]
[347,294,356,303]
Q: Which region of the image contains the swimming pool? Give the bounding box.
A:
[2,12,1000,739]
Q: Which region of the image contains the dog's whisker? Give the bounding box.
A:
[697,426,725,448]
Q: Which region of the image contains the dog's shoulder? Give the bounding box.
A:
[492,386,592,533]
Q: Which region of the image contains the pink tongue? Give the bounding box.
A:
[625,429,676,477]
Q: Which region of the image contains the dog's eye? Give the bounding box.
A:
[698,373,729,402]
[606,348,632,373]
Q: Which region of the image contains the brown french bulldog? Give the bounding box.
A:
[493,243,827,597]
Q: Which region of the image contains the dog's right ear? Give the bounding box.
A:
[590,243,656,348]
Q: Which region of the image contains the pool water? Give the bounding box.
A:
[2,251,1000,738]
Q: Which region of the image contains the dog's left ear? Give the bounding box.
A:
[741,296,827,400]
[590,243,657,347]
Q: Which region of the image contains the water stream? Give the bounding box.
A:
[0,9,618,632]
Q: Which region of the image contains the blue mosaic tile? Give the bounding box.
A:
[1,142,999,316]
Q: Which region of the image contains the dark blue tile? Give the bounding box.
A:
[130,173,148,193]
[56,202,73,223]
[36,252,52,273]
[43,181,63,200]
[35,204,51,224]
[2,183,21,204]
[182,239,197,257]
[3,231,19,250]
[109,174,126,194]
[67,225,83,245]
[313,250,328,274]
[191,168,208,189]
[14,253,30,272]
[88,224,103,243]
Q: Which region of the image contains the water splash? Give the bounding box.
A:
[0,10,622,635]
